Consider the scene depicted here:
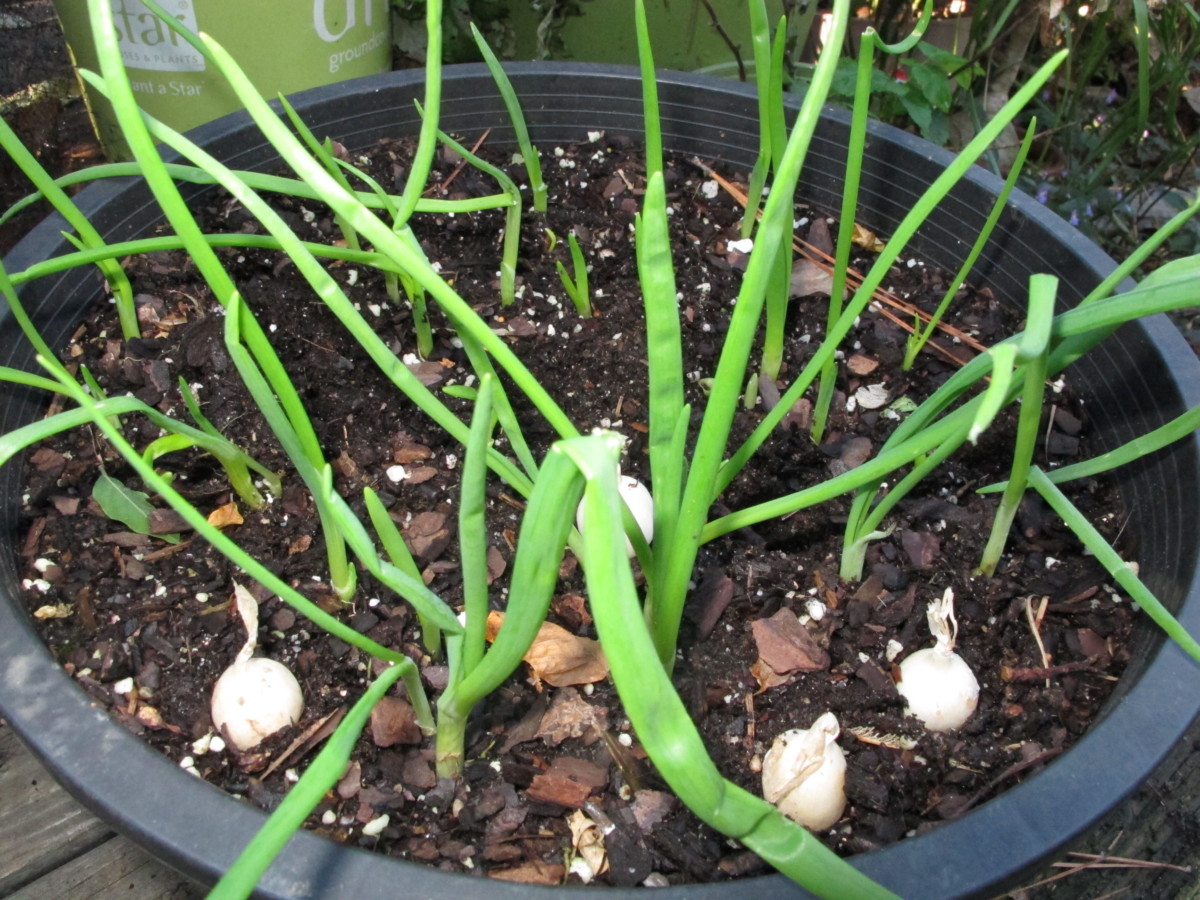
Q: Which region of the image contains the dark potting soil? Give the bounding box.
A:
[16,134,1134,886]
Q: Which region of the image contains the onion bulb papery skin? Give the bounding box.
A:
[896,645,979,732]
[761,712,847,831]
[210,657,304,751]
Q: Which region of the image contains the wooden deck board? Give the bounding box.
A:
[0,725,113,895]
[0,725,196,899]
[7,837,200,900]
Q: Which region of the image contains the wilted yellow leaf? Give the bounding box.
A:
[33,603,72,620]
[852,222,885,252]
[207,501,244,528]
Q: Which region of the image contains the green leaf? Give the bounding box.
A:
[915,40,970,74]
[92,472,180,542]
[908,61,952,111]
[899,92,934,136]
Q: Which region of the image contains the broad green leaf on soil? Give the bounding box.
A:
[92,472,180,543]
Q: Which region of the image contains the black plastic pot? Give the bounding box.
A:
[3,64,1200,900]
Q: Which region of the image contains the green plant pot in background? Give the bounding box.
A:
[52,0,392,158]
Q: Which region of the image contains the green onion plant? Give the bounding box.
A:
[4,0,1200,898]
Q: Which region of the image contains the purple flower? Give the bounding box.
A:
[1069,209,1080,227]
[1035,184,1051,204]
[1106,88,1120,105]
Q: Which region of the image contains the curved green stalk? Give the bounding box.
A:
[177,33,578,445]
[363,486,440,656]
[983,404,1200,494]
[741,2,778,237]
[0,269,276,510]
[395,0,442,224]
[555,231,590,317]
[638,171,684,577]
[424,118,522,306]
[78,73,534,500]
[469,22,546,213]
[435,441,584,776]
[459,376,496,675]
[0,161,510,231]
[635,0,663,179]
[451,326,539,480]
[35,353,429,666]
[564,432,898,900]
[977,275,1057,576]
[222,294,458,630]
[80,1,346,584]
[0,117,136,338]
[278,94,361,250]
[1029,466,1200,663]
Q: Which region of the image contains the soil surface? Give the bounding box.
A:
[13,130,1138,887]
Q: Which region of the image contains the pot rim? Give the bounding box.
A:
[3,62,1200,900]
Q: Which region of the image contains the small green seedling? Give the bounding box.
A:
[556,230,591,317]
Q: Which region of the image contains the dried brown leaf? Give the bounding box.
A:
[489,860,566,885]
[751,609,830,677]
[789,257,834,298]
[487,611,609,687]
[567,809,610,882]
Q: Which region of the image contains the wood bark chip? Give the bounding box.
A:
[535,687,607,746]
[551,592,592,630]
[790,257,836,298]
[403,511,451,562]
[403,465,439,484]
[486,545,507,584]
[526,757,608,808]
[687,569,735,641]
[392,441,433,464]
[900,530,941,569]
[288,534,312,555]
[847,353,880,376]
[630,789,676,832]
[337,761,361,799]
[369,696,422,747]
[147,508,190,534]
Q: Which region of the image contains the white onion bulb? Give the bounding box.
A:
[896,588,979,732]
[210,582,305,751]
[211,657,304,751]
[576,471,654,557]
[761,711,847,831]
